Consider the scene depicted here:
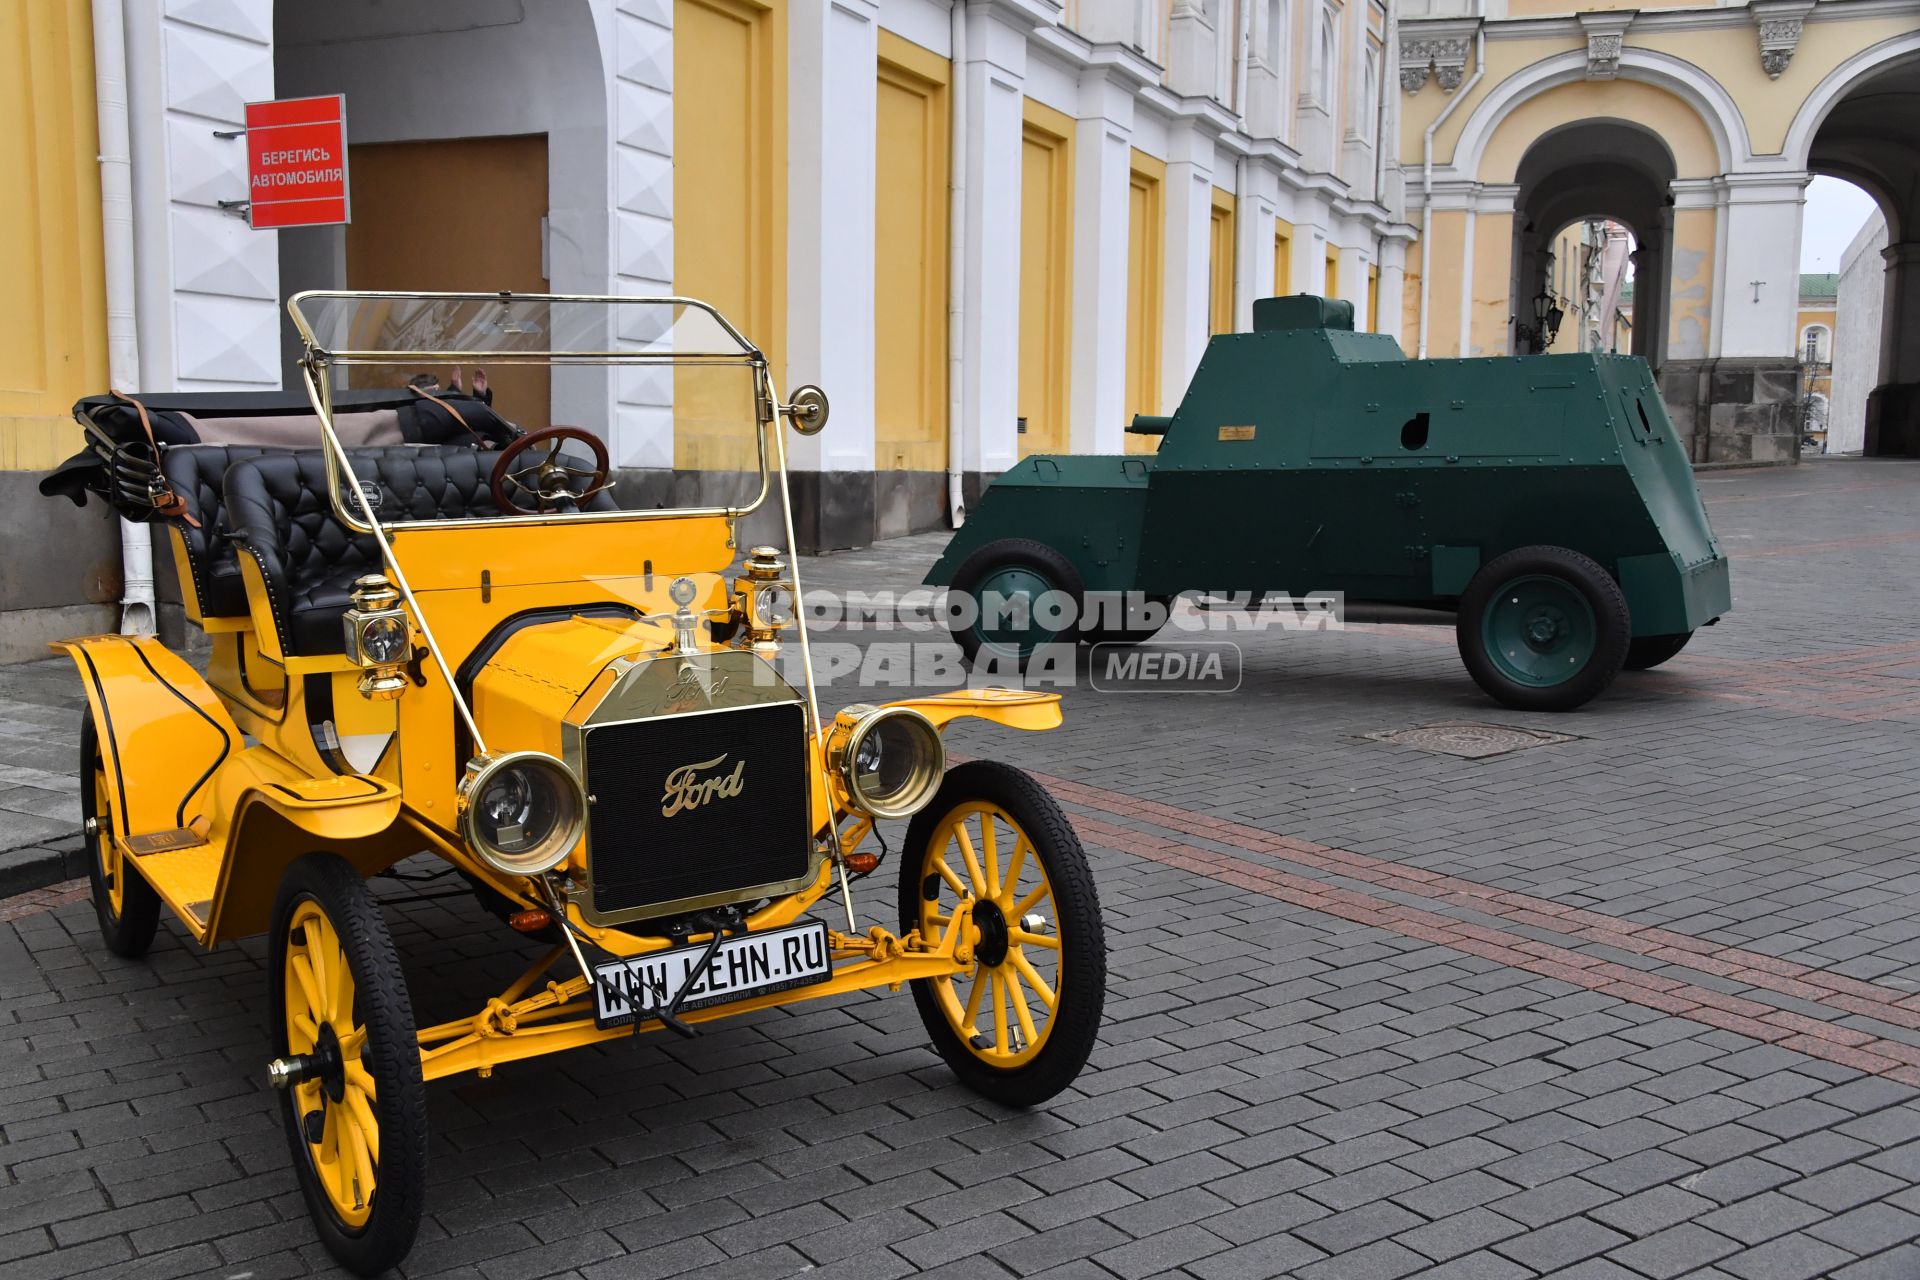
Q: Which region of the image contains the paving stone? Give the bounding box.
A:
[1394,1205,1525,1261]
[1717,1232,1858,1280]
[1804,1201,1920,1257]
[1603,1221,1741,1279]
[7,467,1920,1280]
[1493,1217,1633,1272]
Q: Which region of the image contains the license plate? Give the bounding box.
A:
[591,920,832,1029]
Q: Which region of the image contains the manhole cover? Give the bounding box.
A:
[1365,722,1576,759]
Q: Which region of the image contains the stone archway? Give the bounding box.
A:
[1793,46,1920,455]
[1510,122,1677,362]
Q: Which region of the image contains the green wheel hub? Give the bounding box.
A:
[1481,574,1597,687]
[971,565,1065,658]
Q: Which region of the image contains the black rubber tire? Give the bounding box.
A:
[1082,593,1174,647]
[1457,545,1631,712]
[900,761,1105,1108]
[1625,631,1693,671]
[946,539,1086,670]
[80,715,161,958]
[269,854,427,1277]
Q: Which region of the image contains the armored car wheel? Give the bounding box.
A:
[269,855,427,1277]
[1457,545,1630,712]
[901,762,1105,1107]
[80,715,160,958]
[946,539,1085,669]
[1625,631,1692,671]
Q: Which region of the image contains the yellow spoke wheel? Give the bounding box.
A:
[79,714,159,958]
[901,761,1105,1107]
[269,855,426,1278]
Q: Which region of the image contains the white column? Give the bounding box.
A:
[958,7,1030,479]
[611,0,675,469]
[1162,119,1217,401]
[124,0,278,391]
[786,0,879,474]
[1070,66,1136,455]
[1377,235,1410,344]
[1236,192,1270,328]
[1337,235,1370,317]
[1715,171,1808,358]
[1299,218,1329,296]
[1879,242,1920,384]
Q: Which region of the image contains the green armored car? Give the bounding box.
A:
[928,296,1731,712]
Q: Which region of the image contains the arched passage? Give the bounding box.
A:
[1511,122,1677,361]
[1793,44,1920,455]
[273,0,612,427]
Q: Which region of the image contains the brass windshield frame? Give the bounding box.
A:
[284,289,830,765]
[288,290,774,537]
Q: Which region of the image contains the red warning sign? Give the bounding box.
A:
[244,95,349,229]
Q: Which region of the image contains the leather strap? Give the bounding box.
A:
[408,384,487,444]
[112,390,199,528]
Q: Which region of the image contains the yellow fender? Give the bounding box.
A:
[880,687,1064,733]
[53,634,404,946]
[53,634,245,841]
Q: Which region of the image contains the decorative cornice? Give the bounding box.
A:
[1397,17,1479,95]
[1749,0,1814,78]
[1576,10,1636,80]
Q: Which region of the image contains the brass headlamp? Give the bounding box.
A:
[825,705,946,820]
[734,545,796,654]
[341,574,410,700]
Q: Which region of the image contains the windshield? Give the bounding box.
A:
[284,291,775,535]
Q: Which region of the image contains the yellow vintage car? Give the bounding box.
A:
[44,292,1105,1275]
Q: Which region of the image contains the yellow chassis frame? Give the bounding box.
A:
[417,896,979,1083]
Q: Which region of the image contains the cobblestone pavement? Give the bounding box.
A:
[3,458,1920,1279]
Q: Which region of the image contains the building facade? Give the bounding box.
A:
[2,0,1409,654]
[1832,210,1891,453]
[1394,0,1920,463]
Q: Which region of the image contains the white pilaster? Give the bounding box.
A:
[612,0,675,469]
[959,6,1033,477]
[1070,63,1137,454]
[1377,232,1411,344]
[1714,171,1808,359]
[1162,118,1217,400]
[787,0,880,473]
[124,0,279,391]
[1337,238,1371,322]
[1882,242,1920,384]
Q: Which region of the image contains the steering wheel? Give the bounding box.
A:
[489,426,612,515]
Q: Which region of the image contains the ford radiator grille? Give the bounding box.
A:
[581,701,814,919]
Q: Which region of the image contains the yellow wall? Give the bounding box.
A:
[1469,211,1515,356]
[0,0,106,472]
[1018,99,1074,458]
[1324,245,1339,299]
[1209,186,1236,334]
[1274,217,1293,295]
[1425,209,1469,356]
[1124,150,1164,455]
[1479,79,1719,181]
[1367,265,1379,333]
[1668,207,1715,360]
[672,0,785,471]
[873,32,949,472]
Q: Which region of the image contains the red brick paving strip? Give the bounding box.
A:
[1067,810,1920,1083]
[1036,773,1920,1056]
[0,878,89,923]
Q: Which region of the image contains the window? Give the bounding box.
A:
[1802,325,1829,365]
[1317,11,1336,105]
[1362,49,1378,146]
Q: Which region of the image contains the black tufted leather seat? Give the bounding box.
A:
[223,445,614,657]
[159,445,288,618]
